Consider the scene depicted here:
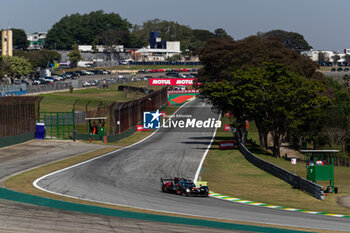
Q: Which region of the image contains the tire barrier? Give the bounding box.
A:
[238,143,325,200]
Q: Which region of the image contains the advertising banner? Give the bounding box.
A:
[149,78,197,86]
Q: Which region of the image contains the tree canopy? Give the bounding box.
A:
[131,19,225,52]
[45,10,132,50]
[14,49,61,68]
[259,29,312,52]
[198,36,319,82]
[200,63,328,157]
[198,36,328,156]
[67,45,81,68]
[0,55,32,80]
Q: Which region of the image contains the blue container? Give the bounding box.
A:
[35,123,45,140]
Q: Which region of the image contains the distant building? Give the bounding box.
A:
[301,49,347,64]
[78,45,124,53]
[134,32,181,62]
[27,32,46,50]
[1,29,13,56]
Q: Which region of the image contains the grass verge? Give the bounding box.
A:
[39,82,149,112]
[202,116,350,215]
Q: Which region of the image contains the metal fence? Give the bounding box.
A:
[76,87,167,138]
[0,84,28,96]
[111,87,167,135]
[39,111,74,139]
[0,96,43,138]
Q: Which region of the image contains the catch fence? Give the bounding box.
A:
[0,96,42,138]
[75,87,167,141]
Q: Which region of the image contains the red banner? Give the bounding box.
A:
[219,141,236,150]
[224,125,230,131]
[137,125,148,131]
[149,78,197,86]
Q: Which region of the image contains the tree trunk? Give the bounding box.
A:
[255,118,268,149]
[272,132,282,158]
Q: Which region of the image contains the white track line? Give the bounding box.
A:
[193,112,221,183]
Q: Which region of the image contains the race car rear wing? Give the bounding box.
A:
[160,177,191,184]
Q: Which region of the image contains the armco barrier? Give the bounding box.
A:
[0,133,35,148]
[238,143,325,200]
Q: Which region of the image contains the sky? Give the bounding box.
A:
[0,0,348,52]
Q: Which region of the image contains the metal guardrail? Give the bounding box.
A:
[238,143,325,200]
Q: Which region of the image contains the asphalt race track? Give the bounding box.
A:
[36,99,350,232]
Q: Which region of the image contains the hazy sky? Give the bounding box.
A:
[0,0,348,52]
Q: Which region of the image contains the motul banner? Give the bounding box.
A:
[149,78,197,86]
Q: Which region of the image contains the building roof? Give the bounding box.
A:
[135,48,181,54]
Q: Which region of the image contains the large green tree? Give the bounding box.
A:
[198,36,328,155]
[132,19,193,52]
[198,36,319,82]
[67,45,81,68]
[14,49,61,68]
[132,19,219,52]
[260,29,312,52]
[45,10,132,50]
[200,63,328,157]
[0,55,32,79]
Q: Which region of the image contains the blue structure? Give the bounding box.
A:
[149,32,166,49]
[35,123,46,140]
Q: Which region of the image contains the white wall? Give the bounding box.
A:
[166,41,180,52]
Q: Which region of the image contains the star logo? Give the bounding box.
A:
[150,110,162,122]
[143,110,161,129]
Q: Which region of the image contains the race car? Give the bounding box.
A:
[160,177,209,197]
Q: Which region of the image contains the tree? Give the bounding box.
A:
[132,18,193,52]
[67,45,81,68]
[198,36,319,83]
[260,29,312,52]
[0,55,32,80]
[214,28,231,39]
[45,10,132,50]
[98,29,128,67]
[12,29,29,50]
[200,63,329,157]
[318,52,328,63]
[331,54,341,66]
[14,49,61,68]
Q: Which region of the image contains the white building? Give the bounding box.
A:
[27,32,46,50]
[78,45,124,53]
[134,41,181,62]
[301,50,347,63]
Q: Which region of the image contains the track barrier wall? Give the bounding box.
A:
[0,133,35,148]
[238,143,325,200]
